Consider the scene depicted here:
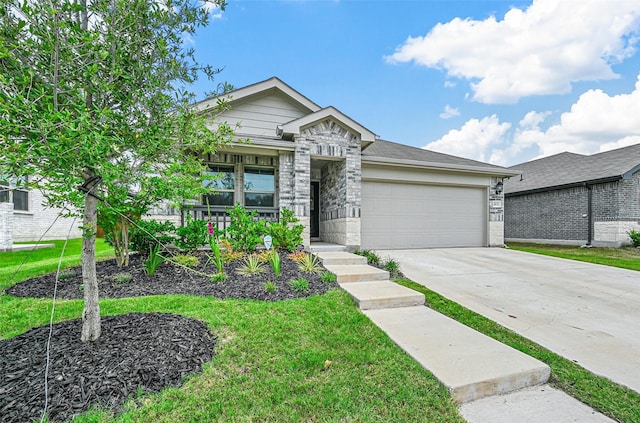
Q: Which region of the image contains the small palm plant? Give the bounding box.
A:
[237,254,264,275]
[298,253,323,273]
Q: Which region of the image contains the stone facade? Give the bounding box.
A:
[489,177,505,246]
[296,119,362,248]
[505,171,640,246]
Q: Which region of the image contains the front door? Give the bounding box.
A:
[310,181,320,238]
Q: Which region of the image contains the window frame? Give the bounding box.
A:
[202,165,236,207]
[0,176,29,212]
[243,166,276,208]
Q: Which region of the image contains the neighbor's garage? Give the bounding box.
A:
[361,180,487,249]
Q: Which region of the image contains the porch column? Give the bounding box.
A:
[293,138,311,248]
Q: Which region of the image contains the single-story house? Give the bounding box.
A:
[504,143,640,246]
[156,77,518,250]
[0,179,82,250]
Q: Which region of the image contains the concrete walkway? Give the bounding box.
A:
[317,251,615,422]
[378,247,640,394]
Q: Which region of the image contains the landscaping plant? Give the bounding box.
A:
[237,254,264,275]
[383,258,401,277]
[264,281,277,292]
[175,216,209,252]
[298,253,323,273]
[267,208,304,251]
[269,250,281,279]
[172,254,200,268]
[128,219,177,254]
[628,230,640,247]
[290,277,309,292]
[320,271,337,284]
[225,204,267,252]
[143,244,164,276]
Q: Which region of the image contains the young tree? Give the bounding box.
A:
[0,0,231,341]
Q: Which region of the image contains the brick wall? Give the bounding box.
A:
[505,186,589,242]
[505,172,640,244]
[12,189,82,242]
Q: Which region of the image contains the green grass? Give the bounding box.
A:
[507,242,640,271]
[0,240,464,422]
[0,239,115,289]
[395,277,640,423]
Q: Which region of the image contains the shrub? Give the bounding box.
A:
[128,219,177,253]
[114,272,133,284]
[225,204,267,252]
[144,244,164,276]
[58,270,76,280]
[320,271,337,284]
[383,258,401,277]
[172,254,200,268]
[237,254,265,275]
[287,250,307,263]
[264,281,276,293]
[298,253,323,273]
[210,272,227,283]
[175,216,209,252]
[290,277,309,292]
[629,230,640,247]
[220,239,243,262]
[267,208,304,251]
[354,249,380,265]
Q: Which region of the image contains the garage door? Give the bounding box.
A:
[361,181,486,249]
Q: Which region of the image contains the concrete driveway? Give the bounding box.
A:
[377,248,640,393]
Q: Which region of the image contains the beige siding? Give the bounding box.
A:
[209,92,309,137]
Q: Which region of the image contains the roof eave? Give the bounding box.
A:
[362,156,520,177]
[505,175,624,196]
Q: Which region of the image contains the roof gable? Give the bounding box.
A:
[278,106,377,145]
[193,77,321,114]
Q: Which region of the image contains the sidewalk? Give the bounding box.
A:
[318,251,615,422]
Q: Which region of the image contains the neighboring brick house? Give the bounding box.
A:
[1,179,82,250]
[504,144,640,246]
[159,77,518,250]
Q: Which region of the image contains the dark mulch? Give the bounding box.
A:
[7,251,336,301]
[2,251,337,422]
[0,313,216,423]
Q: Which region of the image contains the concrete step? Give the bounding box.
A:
[340,280,425,310]
[364,306,550,404]
[309,242,347,252]
[323,264,389,283]
[316,251,367,266]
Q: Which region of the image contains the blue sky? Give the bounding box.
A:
[191,0,640,167]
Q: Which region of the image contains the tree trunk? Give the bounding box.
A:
[81,187,101,342]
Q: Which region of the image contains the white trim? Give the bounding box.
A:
[278,106,377,144]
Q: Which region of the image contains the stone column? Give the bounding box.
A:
[489,177,505,247]
[0,202,14,252]
[293,138,311,248]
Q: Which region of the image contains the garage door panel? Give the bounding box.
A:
[361,182,486,249]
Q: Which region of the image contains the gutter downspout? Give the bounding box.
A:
[585,184,593,247]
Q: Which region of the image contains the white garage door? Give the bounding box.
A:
[361,181,486,249]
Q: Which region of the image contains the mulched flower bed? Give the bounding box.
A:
[0,313,216,423]
[7,251,335,301]
[2,251,337,422]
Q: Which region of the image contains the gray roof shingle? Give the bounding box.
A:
[363,139,512,173]
[504,143,640,194]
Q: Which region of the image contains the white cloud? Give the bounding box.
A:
[444,80,456,88]
[386,0,640,104]
[423,115,511,162]
[434,74,640,166]
[525,73,640,157]
[200,0,224,18]
[439,104,460,119]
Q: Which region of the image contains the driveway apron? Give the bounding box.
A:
[378,248,640,393]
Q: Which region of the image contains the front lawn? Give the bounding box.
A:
[0,240,464,422]
[507,242,640,271]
